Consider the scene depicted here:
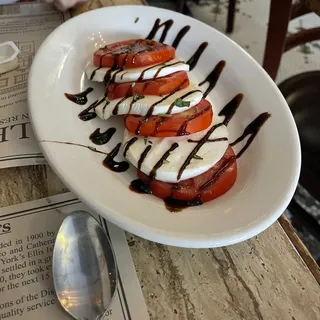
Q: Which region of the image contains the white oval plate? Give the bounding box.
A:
[28,6,300,248]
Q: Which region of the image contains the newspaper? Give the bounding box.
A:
[0,192,150,320]
[0,3,68,168]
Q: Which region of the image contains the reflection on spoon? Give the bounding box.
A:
[53,211,117,320]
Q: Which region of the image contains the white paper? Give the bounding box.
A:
[0,3,69,169]
[0,193,149,320]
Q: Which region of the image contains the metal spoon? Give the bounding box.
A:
[52,210,117,320]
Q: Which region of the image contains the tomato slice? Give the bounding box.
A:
[124,99,213,137]
[137,146,237,203]
[94,39,175,69]
[107,71,189,100]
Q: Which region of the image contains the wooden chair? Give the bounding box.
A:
[227,0,320,79]
[263,0,320,80]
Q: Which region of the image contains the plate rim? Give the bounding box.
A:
[28,5,301,248]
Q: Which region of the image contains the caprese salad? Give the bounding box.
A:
[85,38,237,208]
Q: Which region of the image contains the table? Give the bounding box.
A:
[1,1,320,319]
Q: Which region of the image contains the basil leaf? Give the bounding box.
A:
[158,114,172,117]
[133,93,145,102]
[134,17,139,23]
[174,98,191,108]
[193,154,203,160]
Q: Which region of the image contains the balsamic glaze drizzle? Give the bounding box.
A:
[149,143,179,180]
[199,156,236,191]
[230,112,271,158]
[188,137,228,143]
[146,18,174,42]
[218,94,243,126]
[90,67,101,80]
[78,99,100,121]
[199,60,226,98]
[103,143,129,172]
[89,127,116,145]
[172,26,191,49]
[187,42,208,71]
[138,145,152,169]
[123,137,138,157]
[130,179,152,194]
[65,87,93,105]
[177,123,224,180]
[164,197,202,213]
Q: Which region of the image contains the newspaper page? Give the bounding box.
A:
[0,192,150,320]
[0,3,69,168]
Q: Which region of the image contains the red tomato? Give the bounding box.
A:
[107,71,189,100]
[137,146,237,203]
[94,39,175,69]
[124,99,213,137]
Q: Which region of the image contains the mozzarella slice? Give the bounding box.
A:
[123,116,229,183]
[95,84,203,120]
[85,57,189,83]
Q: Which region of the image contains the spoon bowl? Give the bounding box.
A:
[53,210,117,320]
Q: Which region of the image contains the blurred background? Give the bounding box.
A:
[148,0,320,263]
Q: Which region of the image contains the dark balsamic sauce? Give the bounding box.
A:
[149,143,179,180]
[188,137,228,143]
[187,42,208,71]
[172,26,191,49]
[129,179,152,194]
[199,60,226,98]
[177,123,224,180]
[90,67,101,80]
[78,99,99,121]
[138,145,152,169]
[65,87,93,105]
[123,137,138,157]
[199,157,236,191]
[102,143,129,172]
[164,197,202,213]
[146,18,174,42]
[89,127,116,145]
[218,94,243,126]
[230,112,271,158]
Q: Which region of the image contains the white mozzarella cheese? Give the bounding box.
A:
[122,116,229,183]
[95,84,203,120]
[85,58,189,83]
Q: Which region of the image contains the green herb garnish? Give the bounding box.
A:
[163,159,170,164]
[159,114,172,117]
[134,17,139,23]
[146,45,153,51]
[148,140,153,144]
[132,93,145,102]
[193,154,203,160]
[174,98,191,108]
[144,136,147,145]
